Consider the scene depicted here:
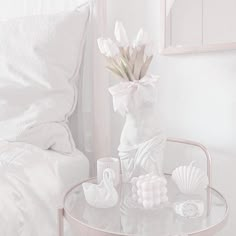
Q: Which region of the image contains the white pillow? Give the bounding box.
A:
[0,6,89,153]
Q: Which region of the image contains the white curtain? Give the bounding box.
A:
[70,0,111,175]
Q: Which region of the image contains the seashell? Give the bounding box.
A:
[172,162,209,195]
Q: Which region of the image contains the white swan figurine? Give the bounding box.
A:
[83,168,119,208]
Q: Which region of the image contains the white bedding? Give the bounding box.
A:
[0,6,89,154]
[0,141,89,236]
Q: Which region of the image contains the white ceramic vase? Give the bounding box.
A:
[109,75,166,182]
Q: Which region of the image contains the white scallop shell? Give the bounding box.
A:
[172,162,209,195]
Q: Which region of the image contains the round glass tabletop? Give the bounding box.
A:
[63,175,228,236]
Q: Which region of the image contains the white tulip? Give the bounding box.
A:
[97,38,119,58]
[114,21,129,47]
[105,39,120,58]
[105,38,120,57]
[133,28,149,48]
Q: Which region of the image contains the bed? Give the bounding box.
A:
[0,142,88,235]
[0,0,107,235]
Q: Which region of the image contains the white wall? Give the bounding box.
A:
[107,0,236,235]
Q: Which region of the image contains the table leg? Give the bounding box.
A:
[58,208,64,236]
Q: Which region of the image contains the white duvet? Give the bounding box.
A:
[0,141,89,236]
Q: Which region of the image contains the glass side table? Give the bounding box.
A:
[58,139,229,236]
[58,176,228,236]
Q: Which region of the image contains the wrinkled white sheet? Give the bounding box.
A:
[0,141,89,236]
